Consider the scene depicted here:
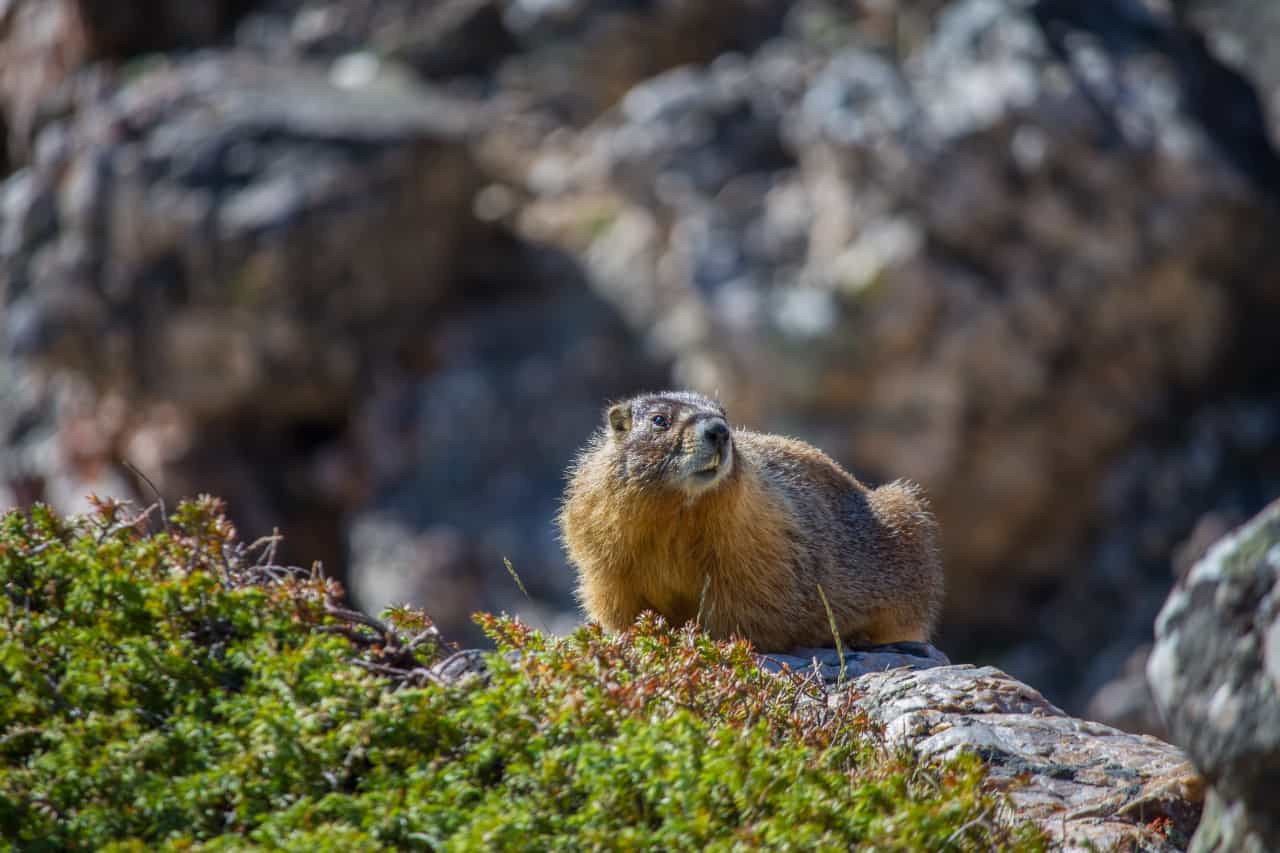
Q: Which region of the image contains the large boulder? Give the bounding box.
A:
[856,664,1202,850]
[1148,499,1280,851]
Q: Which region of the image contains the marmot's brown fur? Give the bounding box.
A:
[558,391,943,651]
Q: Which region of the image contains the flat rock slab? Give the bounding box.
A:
[843,664,1202,851]
[759,641,951,682]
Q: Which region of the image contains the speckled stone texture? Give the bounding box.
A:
[1148,499,1280,852]
[759,643,1201,849]
[848,664,1201,851]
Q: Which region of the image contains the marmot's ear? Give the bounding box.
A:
[606,403,631,434]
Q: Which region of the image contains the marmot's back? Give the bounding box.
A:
[558,391,943,651]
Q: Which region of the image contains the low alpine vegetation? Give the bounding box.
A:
[0,497,1044,850]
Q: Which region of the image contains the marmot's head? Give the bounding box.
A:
[603,391,734,497]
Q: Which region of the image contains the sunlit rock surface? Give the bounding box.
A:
[1149,499,1280,852]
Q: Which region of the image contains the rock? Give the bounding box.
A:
[1148,499,1280,851]
[852,664,1202,851]
[429,647,493,686]
[759,642,951,683]
[236,0,519,80]
[495,0,790,125]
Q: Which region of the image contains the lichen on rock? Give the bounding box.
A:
[1149,499,1280,852]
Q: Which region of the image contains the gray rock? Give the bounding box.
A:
[429,648,493,685]
[850,664,1202,851]
[0,0,255,169]
[1148,498,1280,852]
[759,641,950,683]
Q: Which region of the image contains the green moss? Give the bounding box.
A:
[1,498,1045,850]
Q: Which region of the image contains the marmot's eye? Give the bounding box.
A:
[651,414,670,430]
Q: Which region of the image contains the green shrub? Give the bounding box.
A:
[0,498,1045,851]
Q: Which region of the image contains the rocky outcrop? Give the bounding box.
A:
[1148,499,1280,852]
[761,642,952,682]
[744,643,1201,849]
[767,643,1204,848]
[854,663,1202,851]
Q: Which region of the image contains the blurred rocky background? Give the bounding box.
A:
[2,0,1279,736]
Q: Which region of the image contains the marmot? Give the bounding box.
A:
[558,391,943,652]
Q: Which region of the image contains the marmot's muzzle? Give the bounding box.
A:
[683,416,733,490]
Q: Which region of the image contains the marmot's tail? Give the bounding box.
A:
[867,479,944,633]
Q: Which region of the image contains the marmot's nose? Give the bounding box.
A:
[699,418,730,452]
